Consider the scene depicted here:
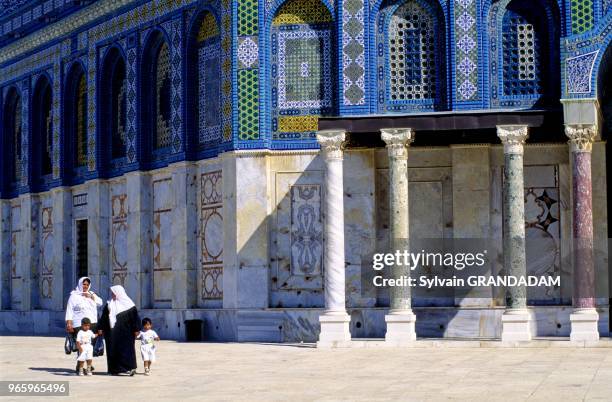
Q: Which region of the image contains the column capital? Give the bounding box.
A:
[496,125,529,154]
[381,128,414,159]
[565,124,597,153]
[316,130,346,160]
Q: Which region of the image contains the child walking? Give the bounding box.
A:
[76,317,96,376]
[137,317,160,376]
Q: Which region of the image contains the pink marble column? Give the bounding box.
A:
[565,124,599,342]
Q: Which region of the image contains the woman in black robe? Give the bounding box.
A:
[97,285,140,375]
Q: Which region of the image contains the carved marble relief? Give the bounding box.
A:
[40,206,53,299]
[271,171,325,308]
[200,170,223,300]
[523,165,561,303]
[111,193,128,286]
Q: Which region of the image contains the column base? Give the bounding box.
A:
[570,308,600,342]
[385,310,417,345]
[317,312,351,348]
[501,309,532,343]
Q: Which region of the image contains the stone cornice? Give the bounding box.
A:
[496,125,529,155]
[0,0,132,65]
[565,124,597,153]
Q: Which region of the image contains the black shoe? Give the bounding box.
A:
[90,365,95,372]
[129,369,135,376]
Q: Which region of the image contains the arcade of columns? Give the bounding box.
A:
[315,120,601,347]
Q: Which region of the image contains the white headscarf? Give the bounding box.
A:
[71,277,92,296]
[108,285,136,329]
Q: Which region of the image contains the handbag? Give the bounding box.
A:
[93,335,104,357]
[64,335,75,355]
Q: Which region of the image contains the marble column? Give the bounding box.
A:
[381,128,417,344]
[316,130,351,347]
[566,124,599,342]
[497,125,532,342]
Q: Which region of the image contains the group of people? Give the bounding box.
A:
[65,278,160,376]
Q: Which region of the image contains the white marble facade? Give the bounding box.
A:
[0,144,609,341]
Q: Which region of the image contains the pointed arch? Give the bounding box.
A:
[64,61,88,180]
[100,45,128,173]
[270,0,336,141]
[374,0,447,113]
[187,9,222,155]
[2,86,22,193]
[492,0,560,107]
[141,29,172,162]
[32,74,53,186]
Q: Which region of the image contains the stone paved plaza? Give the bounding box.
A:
[2,337,612,401]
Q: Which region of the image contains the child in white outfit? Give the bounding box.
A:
[137,317,160,376]
[76,317,96,376]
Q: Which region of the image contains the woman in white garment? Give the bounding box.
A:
[65,277,103,372]
[98,285,140,376]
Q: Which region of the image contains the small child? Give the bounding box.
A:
[137,317,160,376]
[76,317,96,376]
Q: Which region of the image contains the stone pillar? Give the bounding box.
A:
[566,124,600,342]
[497,125,532,342]
[171,162,198,309]
[381,128,416,344]
[316,130,351,347]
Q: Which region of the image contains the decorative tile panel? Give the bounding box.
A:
[111,193,128,286]
[170,18,183,154]
[40,206,53,299]
[566,51,598,94]
[454,0,478,101]
[342,0,366,106]
[571,0,594,34]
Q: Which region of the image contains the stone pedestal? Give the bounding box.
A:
[570,308,600,342]
[501,309,532,342]
[385,311,417,345]
[316,130,351,347]
[381,128,417,343]
[497,125,531,342]
[566,124,599,342]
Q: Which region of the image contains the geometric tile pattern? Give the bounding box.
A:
[170,18,183,154]
[198,13,222,148]
[502,12,541,96]
[566,50,598,94]
[52,54,61,179]
[238,36,258,69]
[154,42,172,150]
[571,0,594,34]
[388,1,436,101]
[87,46,97,171]
[20,81,29,188]
[342,0,366,106]
[238,69,259,140]
[272,0,333,141]
[126,47,137,163]
[376,0,444,112]
[455,0,478,101]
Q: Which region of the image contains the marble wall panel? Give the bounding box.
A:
[152,177,173,306]
[10,204,21,308]
[200,170,223,303]
[110,181,128,286]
